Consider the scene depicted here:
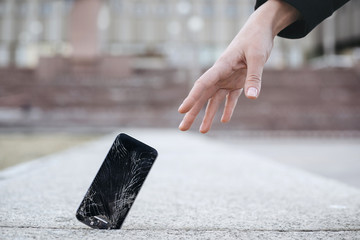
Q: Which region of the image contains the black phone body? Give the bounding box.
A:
[76,133,158,229]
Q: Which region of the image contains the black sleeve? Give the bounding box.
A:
[255,0,350,39]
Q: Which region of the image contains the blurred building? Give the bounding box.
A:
[0,0,73,68]
[0,0,253,69]
[308,1,360,68]
[0,0,359,69]
[0,0,359,132]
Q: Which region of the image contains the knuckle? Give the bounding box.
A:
[216,56,240,72]
[194,78,211,90]
[216,55,228,65]
[246,74,262,84]
[249,49,267,61]
[185,115,196,124]
[186,111,197,120]
[186,95,196,105]
[253,52,267,61]
[194,79,205,87]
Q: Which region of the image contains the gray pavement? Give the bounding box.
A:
[212,135,360,189]
[0,129,360,239]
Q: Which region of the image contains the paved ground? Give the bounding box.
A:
[0,129,360,239]
[207,134,360,189]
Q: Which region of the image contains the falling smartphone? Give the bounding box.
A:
[76,133,158,229]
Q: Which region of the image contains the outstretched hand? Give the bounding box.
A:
[178,14,274,133]
[178,0,300,133]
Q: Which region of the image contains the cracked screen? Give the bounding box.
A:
[76,133,158,229]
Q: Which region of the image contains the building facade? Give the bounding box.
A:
[0,0,359,69]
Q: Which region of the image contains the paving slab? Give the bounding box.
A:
[0,129,359,239]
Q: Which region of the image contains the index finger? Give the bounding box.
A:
[178,68,219,113]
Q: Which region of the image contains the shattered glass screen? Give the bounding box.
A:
[76,133,158,229]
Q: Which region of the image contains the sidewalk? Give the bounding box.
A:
[1,129,359,239]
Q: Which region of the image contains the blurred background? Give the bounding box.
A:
[0,0,359,187]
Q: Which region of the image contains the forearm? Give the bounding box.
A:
[248,0,300,38]
[227,0,300,55]
[255,0,351,39]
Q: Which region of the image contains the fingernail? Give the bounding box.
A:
[247,87,258,98]
[179,121,184,129]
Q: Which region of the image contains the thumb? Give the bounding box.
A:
[244,54,265,99]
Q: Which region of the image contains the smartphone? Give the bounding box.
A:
[76,133,158,229]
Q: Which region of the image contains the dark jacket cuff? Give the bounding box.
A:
[255,0,350,39]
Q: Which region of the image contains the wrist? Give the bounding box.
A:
[251,0,300,37]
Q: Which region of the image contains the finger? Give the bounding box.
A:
[178,81,206,114]
[178,68,220,113]
[244,53,265,99]
[221,88,243,123]
[199,89,228,134]
[179,93,211,131]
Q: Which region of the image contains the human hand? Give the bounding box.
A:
[178,25,272,133]
[178,0,300,133]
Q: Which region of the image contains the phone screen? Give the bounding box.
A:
[76,133,158,229]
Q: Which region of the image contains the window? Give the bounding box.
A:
[17,1,28,17]
[0,0,4,17]
[225,0,237,18]
[155,1,169,17]
[109,0,123,13]
[64,0,75,14]
[202,0,214,17]
[134,1,147,16]
[40,2,52,17]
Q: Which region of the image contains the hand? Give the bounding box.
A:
[178,24,273,133]
[178,0,300,133]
